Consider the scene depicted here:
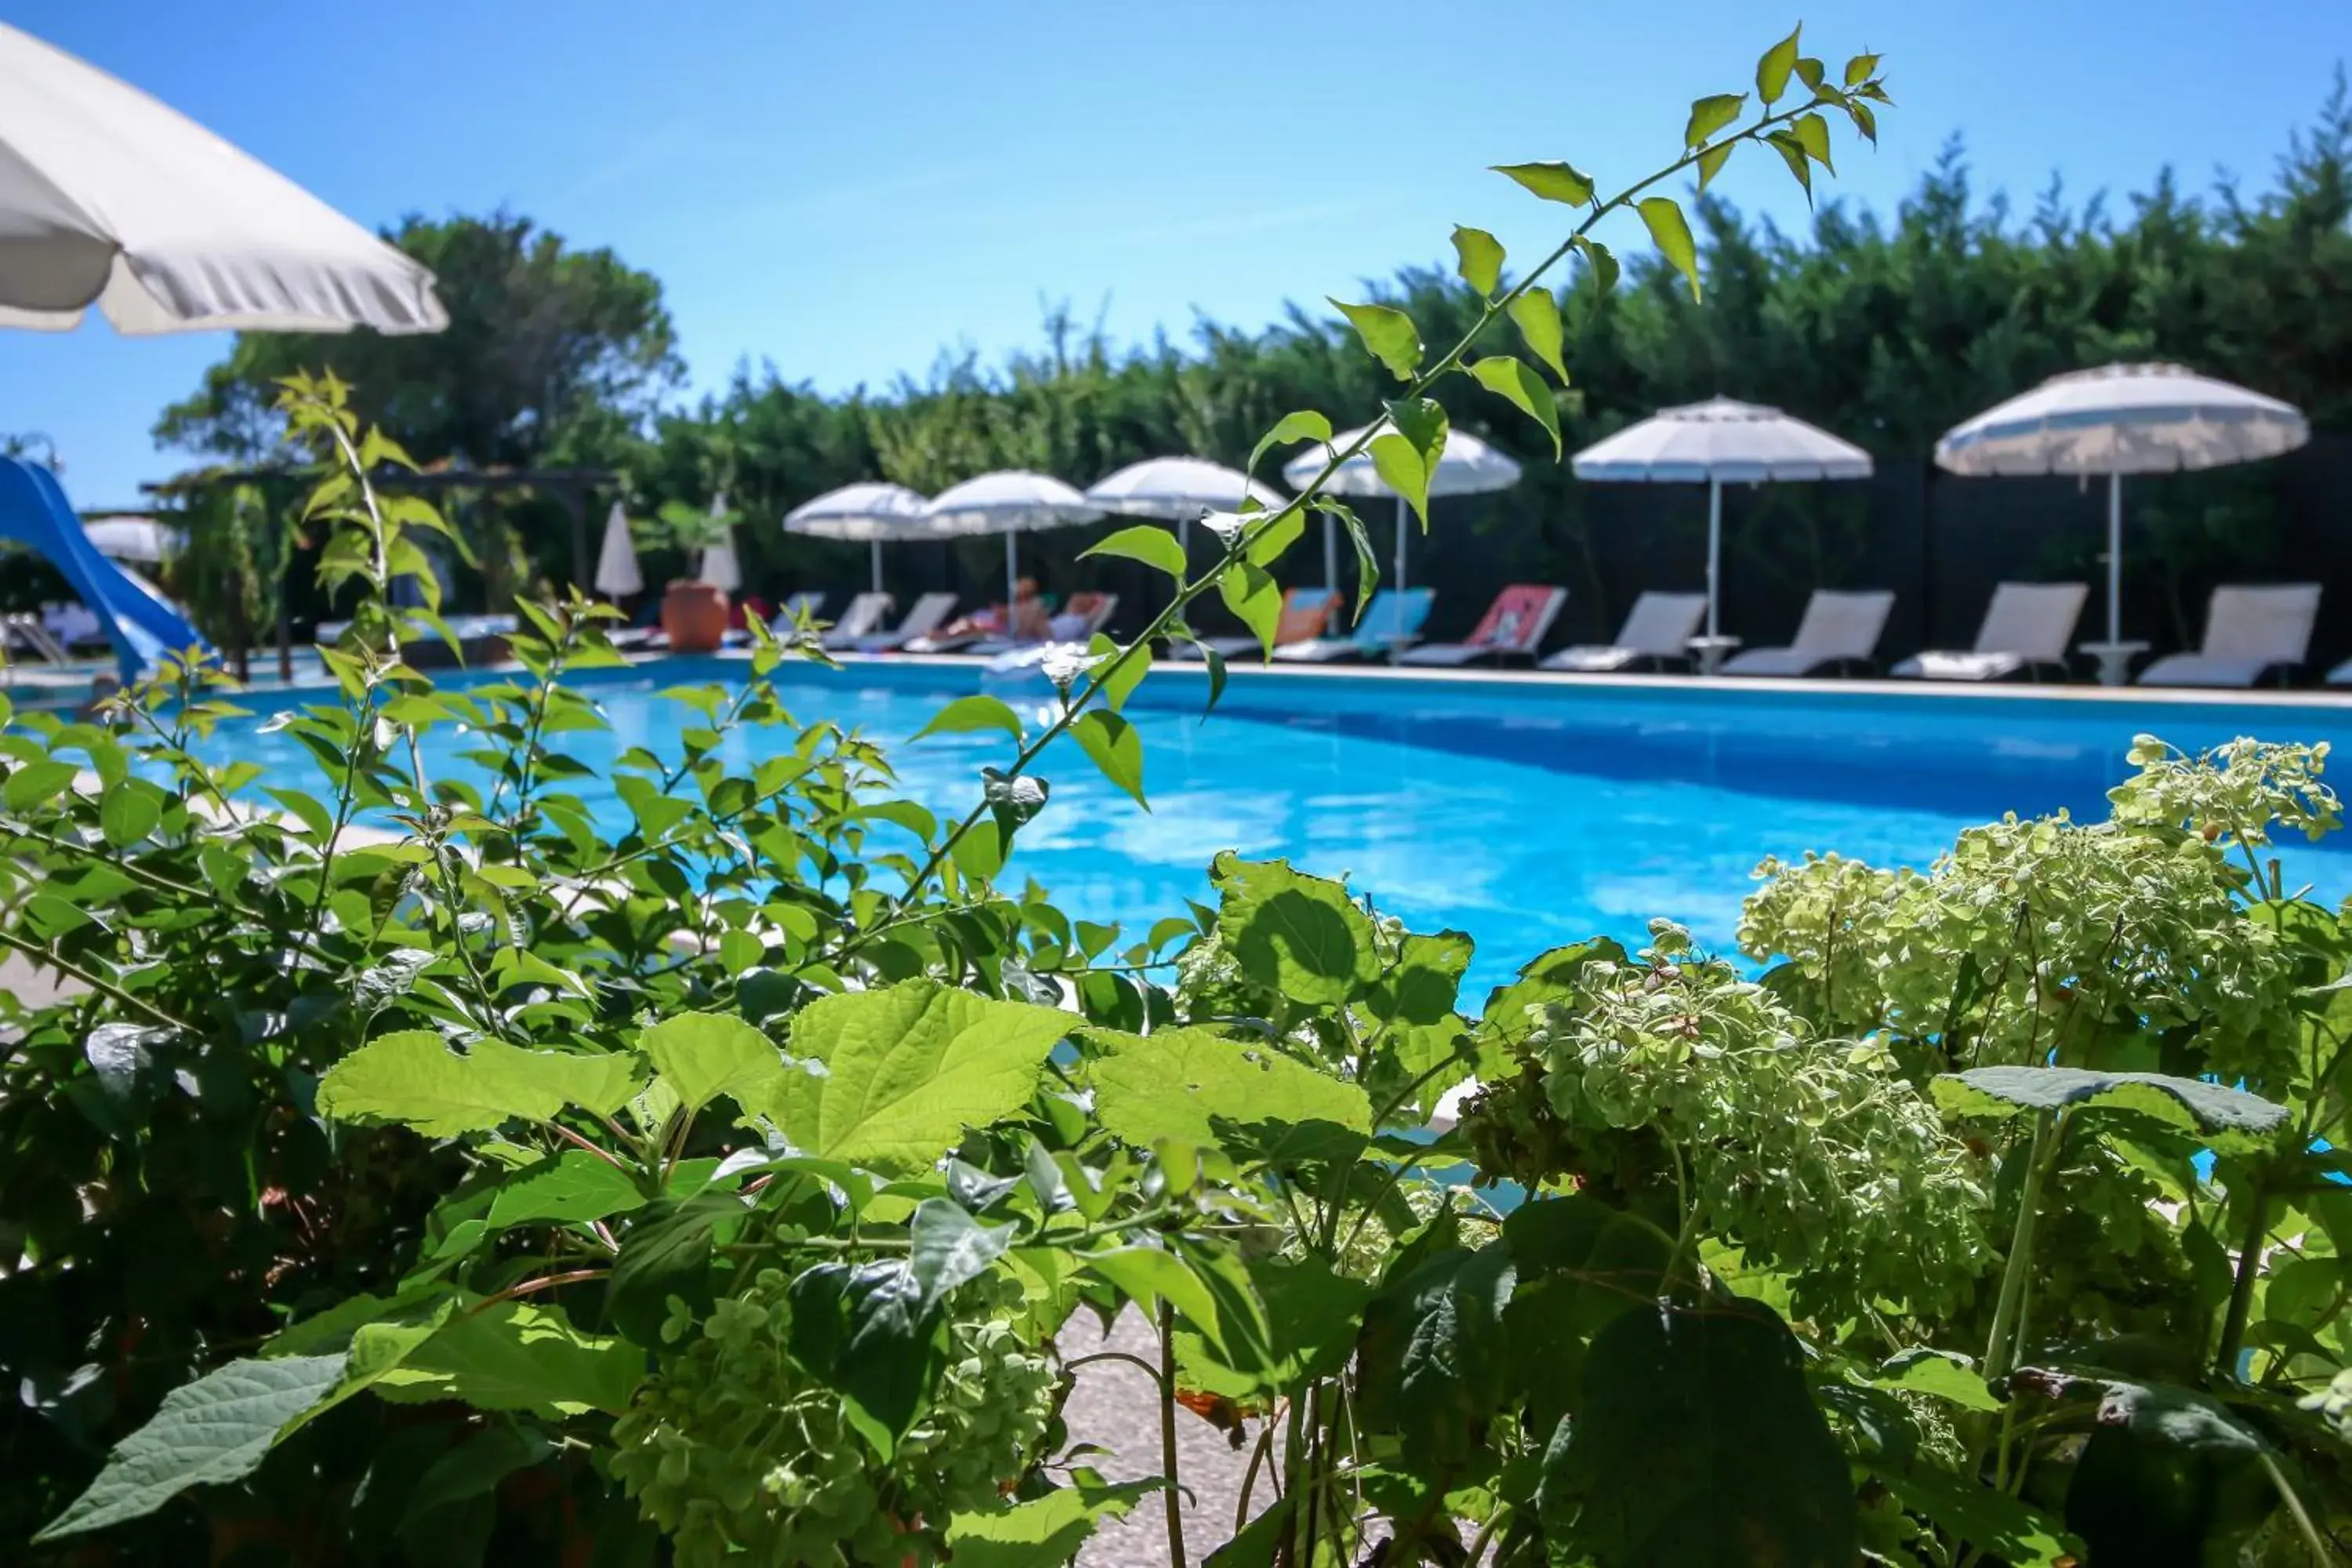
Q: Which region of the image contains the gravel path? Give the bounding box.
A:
[1062,1308,1279,1568]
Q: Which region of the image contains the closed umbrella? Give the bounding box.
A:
[592,500,642,598]
[1935,363,2310,680]
[783,481,930,594]
[1085,456,1287,594]
[697,492,742,593]
[1283,424,1521,595]
[1573,397,1871,645]
[82,515,180,564]
[0,22,445,334]
[924,471,1103,611]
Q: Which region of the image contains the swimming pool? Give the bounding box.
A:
[208,655,2352,996]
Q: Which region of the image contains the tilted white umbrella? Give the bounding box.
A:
[1935,364,2310,662]
[1573,397,1872,642]
[82,514,180,564]
[592,500,642,598]
[783,481,930,594]
[697,492,742,593]
[0,22,445,334]
[924,470,1103,610]
[1086,456,1287,590]
[1283,425,1521,595]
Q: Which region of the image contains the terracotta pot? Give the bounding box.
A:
[662,580,731,654]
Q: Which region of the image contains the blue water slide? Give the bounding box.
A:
[0,456,210,682]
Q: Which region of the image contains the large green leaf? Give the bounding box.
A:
[1363,930,1476,1118]
[1875,1464,2077,1568]
[1638,197,1702,300]
[1547,1296,1855,1566]
[1476,938,1626,1051]
[317,1031,641,1136]
[946,1482,1158,1568]
[607,1192,740,1346]
[909,1196,1014,1312]
[773,981,1069,1170]
[1356,1243,1516,1468]
[1493,160,1595,205]
[1467,357,1562,456]
[787,1259,943,1456]
[1450,225,1505,297]
[1932,1066,2291,1154]
[1505,289,1568,384]
[913,692,1027,745]
[1173,1253,1371,1400]
[1330,298,1423,381]
[1070,710,1147,808]
[1756,25,1802,104]
[486,1149,649,1229]
[35,1354,350,1540]
[1684,91,1748,147]
[2020,1374,2278,1566]
[1218,558,1282,656]
[1250,409,1332,479]
[371,1301,641,1417]
[1081,524,1189,580]
[636,1011,789,1118]
[1210,853,1380,1006]
[1085,1025,1371,1164]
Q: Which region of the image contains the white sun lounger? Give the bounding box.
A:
[1538,592,1708,673]
[1397,585,1566,666]
[853,592,957,653]
[1721,590,1895,677]
[2,613,69,664]
[1892,582,2088,682]
[2141,584,2321,688]
[818,590,895,648]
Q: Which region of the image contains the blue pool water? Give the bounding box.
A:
[207,657,2352,997]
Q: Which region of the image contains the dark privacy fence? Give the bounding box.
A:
[828,433,2352,677]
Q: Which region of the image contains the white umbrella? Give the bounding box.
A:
[783,481,930,594]
[1283,424,1522,595]
[592,500,641,598]
[697,492,741,593]
[924,470,1103,610]
[1935,363,2310,657]
[82,514,180,564]
[1086,456,1287,590]
[1573,397,1872,642]
[0,22,445,335]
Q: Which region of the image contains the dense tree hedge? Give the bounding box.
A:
[156,83,2352,640]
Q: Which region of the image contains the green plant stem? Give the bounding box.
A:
[1063,1350,1164,1385]
[2216,1176,2271,1380]
[2256,1447,2336,1566]
[1984,1109,2058,1383]
[0,927,196,1033]
[851,102,1830,943]
[1236,1419,1275,1534]
[1159,1300,1187,1568]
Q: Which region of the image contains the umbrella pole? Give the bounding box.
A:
[870,537,884,597]
[1323,513,1339,593]
[1006,533,1018,616]
[2106,472,2123,646]
[1705,477,1722,641]
[1179,515,1193,613]
[1393,493,1408,596]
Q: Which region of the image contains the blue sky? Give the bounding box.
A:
[2,0,2344,506]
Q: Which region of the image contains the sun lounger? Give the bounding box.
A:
[2,613,69,664]
[1892,582,2088,682]
[967,591,1120,657]
[1171,586,1342,660]
[1270,588,1435,662]
[1397,584,1566,666]
[1538,592,1708,673]
[854,593,957,653]
[818,591,895,649]
[2141,584,2321,688]
[1720,590,1895,677]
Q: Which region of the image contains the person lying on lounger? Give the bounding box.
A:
[940,578,1051,642]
